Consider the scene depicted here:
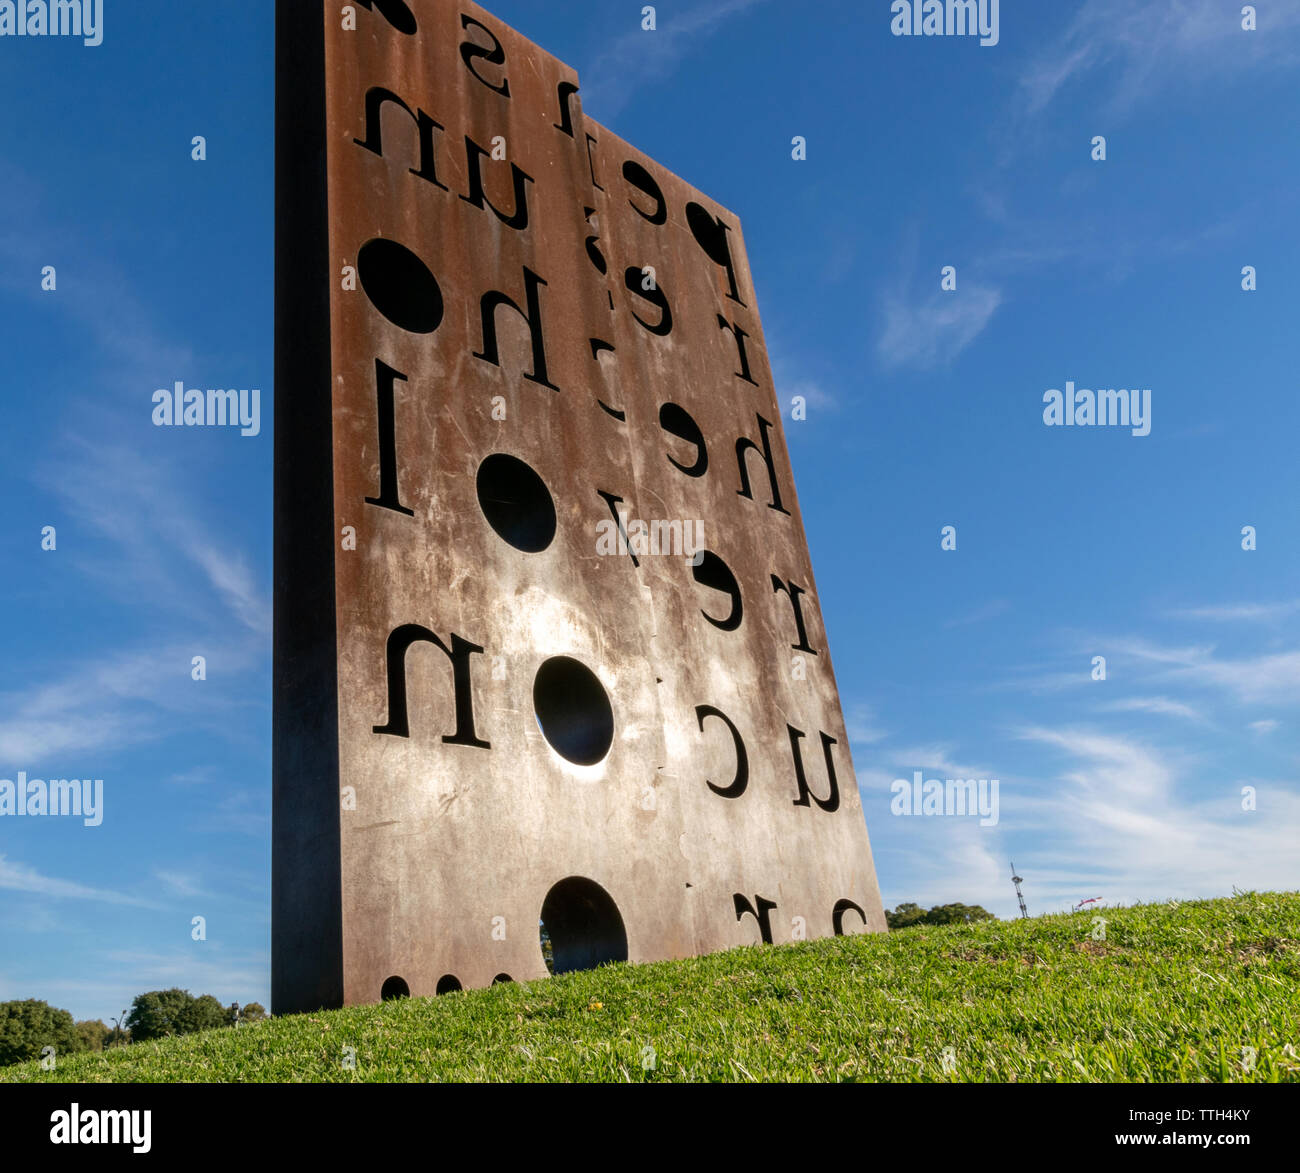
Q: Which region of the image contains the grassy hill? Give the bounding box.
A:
[5,892,1298,1083]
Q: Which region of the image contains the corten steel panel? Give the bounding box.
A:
[273,0,885,1013]
[581,119,887,955]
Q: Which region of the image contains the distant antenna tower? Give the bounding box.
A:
[1010,862,1029,919]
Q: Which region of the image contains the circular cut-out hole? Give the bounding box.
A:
[358,238,444,334]
[475,454,556,553]
[492,973,513,985]
[381,976,409,1001]
[435,975,462,995]
[540,877,628,975]
[533,657,614,766]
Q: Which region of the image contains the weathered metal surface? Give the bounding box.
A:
[274,0,885,1014]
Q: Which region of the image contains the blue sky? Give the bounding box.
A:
[2,0,1298,1023]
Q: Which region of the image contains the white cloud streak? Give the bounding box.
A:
[0,855,154,907]
[1017,0,1300,117]
[877,284,1002,371]
[581,0,771,121]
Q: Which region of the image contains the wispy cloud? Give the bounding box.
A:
[2,946,269,1023]
[184,540,270,636]
[192,788,269,839]
[859,744,997,790]
[1017,0,1300,117]
[783,379,839,415]
[1108,637,1300,706]
[964,1,1300,306]
[859,683,1297,917]
[1014,727,1300,901]
[1096,696,1205,722]
[1019,726,1173,806]
[766,339,846,420]
[880,5,1293,373]
[5,160,269,640]
[0,641,262,761]
[41,438,270,636]
[877,284,1002,371]
[165,766,220,788]
[0,171,196,395]
[877,826,1008,912]
[0,646,184,760]
[0,855,154,907]
[1169,600,1300,623]
[997,630,1300,709]
[152,869,204,899]
[845,703,886,746]
[986,665,1093,695]
[896,745,997,780]
[581,0,771,121]
[944,599,1010,629]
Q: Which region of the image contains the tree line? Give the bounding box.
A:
[0,989,266,1068]
[885,902,995,928]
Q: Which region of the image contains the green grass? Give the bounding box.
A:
[6,892,1299,1083]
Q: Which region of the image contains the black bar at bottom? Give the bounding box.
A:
[0,1081,1289,1161]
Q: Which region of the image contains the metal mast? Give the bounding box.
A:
[1011,862,1029,919]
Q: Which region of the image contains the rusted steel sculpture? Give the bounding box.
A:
[273,0,884,1012]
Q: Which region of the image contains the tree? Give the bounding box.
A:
[884,902,926,929]
[124,989,198,1042]
[75,1019,111,1053]
[0,1000,84,1067]
[179,993,228,1034]
[886,902,995,929]
[925,902,995,926]
[126,989,258,1042]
